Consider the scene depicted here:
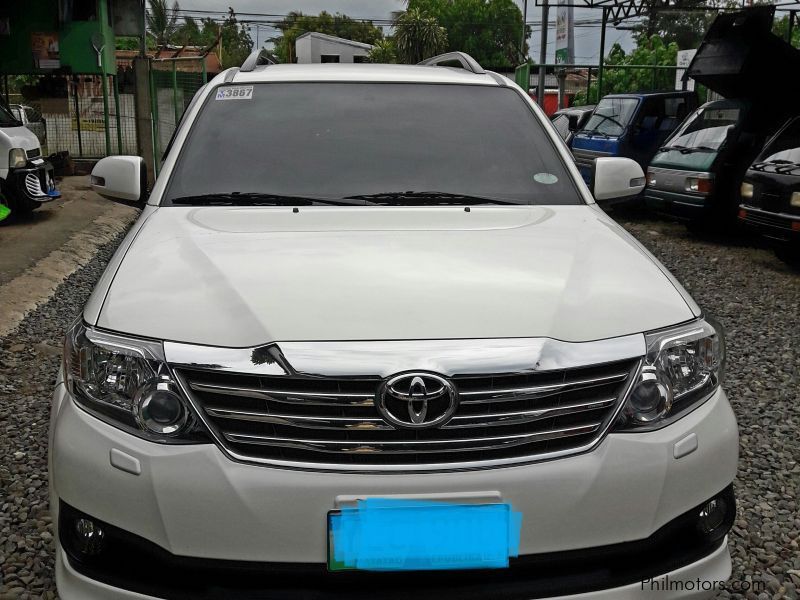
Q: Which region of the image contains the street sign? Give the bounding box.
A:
[675,49,697,91]
[555,0,574,65]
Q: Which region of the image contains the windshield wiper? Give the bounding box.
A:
[750,159,800,173]
[344,191,517,206]
[659,144,716,154]
[169,192,357,206]
[581,128,610,139]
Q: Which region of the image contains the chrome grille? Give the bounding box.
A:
[178,358,639,470]
[572,148,611,170]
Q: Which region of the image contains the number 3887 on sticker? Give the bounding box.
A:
[215,86,254,100]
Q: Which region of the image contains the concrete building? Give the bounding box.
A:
[295,33,373,64]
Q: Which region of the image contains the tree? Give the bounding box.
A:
[394,8,448,64]
[270,12,384,63]
[147,0,180,47]
[406,0,528,69]
[574,36,681,105]
[773,13,800,48]
[167,9,254,69]
[369,39,398,63]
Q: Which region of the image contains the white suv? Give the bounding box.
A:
[51,52,738,600]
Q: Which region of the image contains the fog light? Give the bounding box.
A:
[627,368,673,423]
[698,497,727,538]
[135,381,187,435]
[74,518,105,555]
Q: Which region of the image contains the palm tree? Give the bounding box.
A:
[147,0,181,47]
[368,39,397,64]
[393,8,447,64]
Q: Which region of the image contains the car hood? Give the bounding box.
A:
[0,125,40,152]
[95,205,695,346]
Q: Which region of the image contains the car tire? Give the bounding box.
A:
[774,246,800,268]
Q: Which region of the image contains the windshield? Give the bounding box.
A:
[760,117,800,164]
[580,98,638,137]
[0,102,22,127]
[163,83,579,206]
[664,105,741,151]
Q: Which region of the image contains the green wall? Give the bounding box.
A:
[0,0,115,74]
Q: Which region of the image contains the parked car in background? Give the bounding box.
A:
[739,115,800,265]
[550,104,594,148]
[0,100,59,213]
[647,6,800,229]
[571,91,698,194]
[10,103,47,148]
[50,51,737,600]
[645,99,763,225]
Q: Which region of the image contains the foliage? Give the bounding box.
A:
[270,12,384,63]
[406,0,528,69]
[393,8,448,64]
[169,9,254,69]
[368,39,398,64]
[574,36,679,105]
[147,0,181,47]
[773,13,800,48]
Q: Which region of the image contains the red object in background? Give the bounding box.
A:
[528,91,571,116]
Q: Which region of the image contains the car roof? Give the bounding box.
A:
[231,63,504,86]
[603,91,695,99]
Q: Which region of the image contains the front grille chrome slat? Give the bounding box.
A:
[179,355,640,471]
[189,381,375,406]
[444,397,617,428]
[459,371,629,404]
[222,423,602,454]
[205,407,392,430]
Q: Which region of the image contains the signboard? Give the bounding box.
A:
[555,0,574,65]
[675,49,697,91]
[31,32,60,70]
[112,0,145,37]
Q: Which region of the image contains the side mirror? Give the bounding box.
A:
[592,157,645,201]
[568,114,579,132]
[90,156,147,205]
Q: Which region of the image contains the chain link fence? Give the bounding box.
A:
[1,57,207,166]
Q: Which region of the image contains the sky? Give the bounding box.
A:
[175,0,638,65]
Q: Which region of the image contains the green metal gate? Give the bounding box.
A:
[149,57,207,173]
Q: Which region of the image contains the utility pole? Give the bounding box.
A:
[537,0,549,107]
[520,0,528,61]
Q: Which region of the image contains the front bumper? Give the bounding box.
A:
[645,189,709,220]
[4,160,60,204]
[50,381,738,598]
[55,534,733,600]
[738,204,800,244]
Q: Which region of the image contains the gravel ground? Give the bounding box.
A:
[0,214,798,599]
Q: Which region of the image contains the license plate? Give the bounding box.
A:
[328,499,521,572]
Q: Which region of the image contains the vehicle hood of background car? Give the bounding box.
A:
[92,205,696,346]
[0,126,40,152]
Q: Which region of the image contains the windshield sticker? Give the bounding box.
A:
[533,173,558,184]
[215,86,254,101]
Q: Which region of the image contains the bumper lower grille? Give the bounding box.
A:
[179,358,638,470]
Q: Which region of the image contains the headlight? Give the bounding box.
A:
[64,320,208,442]
[614,317,724,432]
[791,191,800,208]
[685,176,713,194]
[8,148,26,169]
[740,182,754,200]
[646,169,657,188]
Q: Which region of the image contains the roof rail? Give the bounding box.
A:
[240,49,275,72]
[418,52,485,75]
